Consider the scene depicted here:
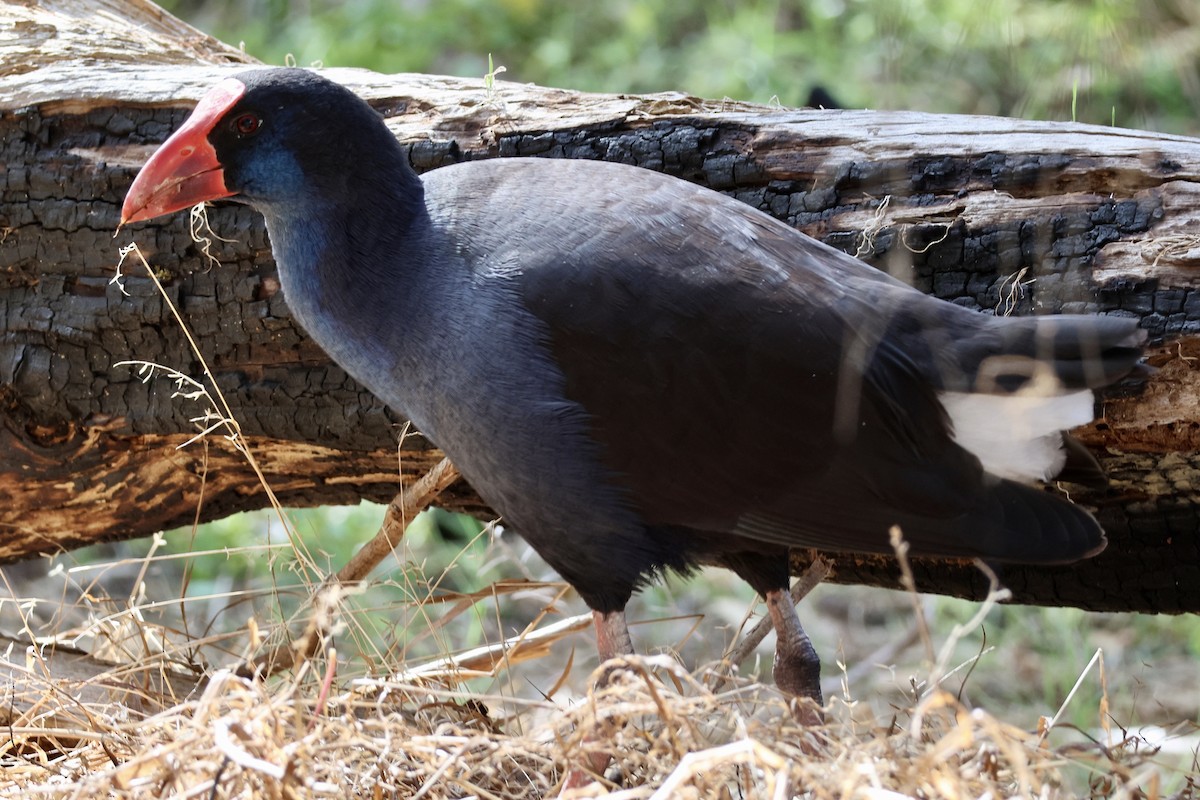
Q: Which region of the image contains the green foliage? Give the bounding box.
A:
[165,0,1200,132]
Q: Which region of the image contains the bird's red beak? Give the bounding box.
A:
[120,78,247,225]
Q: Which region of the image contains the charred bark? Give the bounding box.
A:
[2,0,1198,612]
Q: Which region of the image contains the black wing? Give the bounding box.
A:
[508,162,1109,564]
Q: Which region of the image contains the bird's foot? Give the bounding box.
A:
[560,749,612,794]
[765,587,825,727]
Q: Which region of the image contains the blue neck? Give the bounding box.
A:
[258,179,438,413]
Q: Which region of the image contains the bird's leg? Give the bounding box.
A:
[561,609,635,791]
[764,587,824,726]
[593,609,634,664]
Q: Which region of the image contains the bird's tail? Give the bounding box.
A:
[955,314,1146,394]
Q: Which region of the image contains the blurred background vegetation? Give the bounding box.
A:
[162,0,1200,133]
[18,1,1196,785]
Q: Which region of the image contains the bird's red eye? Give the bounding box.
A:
[233,113,261,136]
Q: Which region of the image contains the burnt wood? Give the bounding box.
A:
[2,0,1199,612]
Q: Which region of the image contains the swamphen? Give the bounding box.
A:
[122,68,1144,716]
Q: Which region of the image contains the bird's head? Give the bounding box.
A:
[121,68,402,225]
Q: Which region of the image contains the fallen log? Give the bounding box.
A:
[2,0,1198,612]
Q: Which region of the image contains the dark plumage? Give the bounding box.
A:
[122,68,1144,718]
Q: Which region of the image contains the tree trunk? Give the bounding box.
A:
[3,0,1198,613]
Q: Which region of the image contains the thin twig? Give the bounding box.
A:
[1037,647,1105,744]
[335,458,461,586]
[820,615,923,699]
[889,525,935,663]
[240,458,460,678]
[715,556,832,685]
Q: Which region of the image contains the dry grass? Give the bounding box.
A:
[0,538,1195,800]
